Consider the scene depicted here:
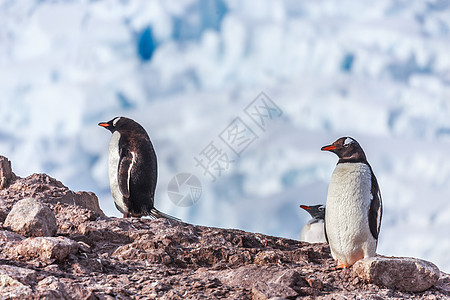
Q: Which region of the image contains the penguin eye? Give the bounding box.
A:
[318,206,324,211]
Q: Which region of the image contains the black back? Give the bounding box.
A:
[100,117,158,216]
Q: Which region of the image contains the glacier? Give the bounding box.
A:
[0,0,449,272]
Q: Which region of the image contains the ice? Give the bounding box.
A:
[0,0,449,273]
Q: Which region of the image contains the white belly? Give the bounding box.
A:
[108,131,128,214]
[325,163,377,266]
[300,220,327,243]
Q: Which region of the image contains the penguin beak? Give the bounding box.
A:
[321,144,337,151]
[300,205,311,210]
[98,122,110,128]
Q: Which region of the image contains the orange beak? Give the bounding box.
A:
[98,122,110,128]
[321,145,337,151]
[300,205,311,210]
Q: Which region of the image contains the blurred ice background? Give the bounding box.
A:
[0,0,449,272]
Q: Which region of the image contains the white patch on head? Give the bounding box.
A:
[343,137,354,146]
[113,117,121,127]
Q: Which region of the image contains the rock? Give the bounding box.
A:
[0,156,15,190]
[352,256,441,292]
[0,230,24,242]
[0,165,449,299]
[36,276,96,300]
[4,198,57,237]
[15,236,79,262]
[0,265,37,285]
[0,265,36,299]
[0,274,33,299]
[4,173,105,216]
[252,281,298,299]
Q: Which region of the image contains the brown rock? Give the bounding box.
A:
[3,173,104,216]
[0,265,37,285]
[0,274,33,299]
[0,230,24,242]
[353,256,441,292]
[0,265,36,299]
[16,236,79,262]
[36,276,95,300]
[4,198,57,237]
[0,164,449,299]
[0,156,15,190]
[252,281,298,299]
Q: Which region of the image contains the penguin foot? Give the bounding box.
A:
[336,260,350,269]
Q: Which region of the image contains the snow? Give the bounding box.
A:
[0,0,450,273]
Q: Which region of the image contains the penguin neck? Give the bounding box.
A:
[337,157,369,165]
[308,218,324,225]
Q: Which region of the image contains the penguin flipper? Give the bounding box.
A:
[323,217,329,244]
[150,208,180,221]
[117,149,133,198]
[368,173,382,240]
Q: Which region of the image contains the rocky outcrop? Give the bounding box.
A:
[0,155,448,299]
[4,198,57,237]
[0,156,15,190]
[353,256,441,292]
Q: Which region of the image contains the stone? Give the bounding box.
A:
[4,198,57,237]
[352,256,441,292]
[0,265,37,285]
[252,281,298,299]
[0,265,36,299]
[0,156,15,190]
[36,276,96,300]
[15,236,79,262]
[0,274,33,299]
[0,165,449,299]
[0,230,24,242]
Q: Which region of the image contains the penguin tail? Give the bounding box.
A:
[150,208,180,221]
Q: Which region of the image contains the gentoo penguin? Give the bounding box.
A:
[321,137,382,268]
[99,117,178,220]
[299,204,327,243]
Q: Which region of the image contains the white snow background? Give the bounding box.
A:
[0,0,449,272]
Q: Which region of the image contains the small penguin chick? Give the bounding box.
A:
[321,136,382,269]
[299,204,327,243]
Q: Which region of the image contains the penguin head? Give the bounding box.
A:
[99,117,137,133]
[300,204,325,220]
[321,137,367,162]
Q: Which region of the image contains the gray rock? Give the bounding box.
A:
[15,236,79,262]
[0,156,15,190]
[352,256,440,292]
[4,198,57,237]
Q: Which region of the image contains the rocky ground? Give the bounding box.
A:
[0,156,449,299]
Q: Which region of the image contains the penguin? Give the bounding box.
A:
[99,117,178,220]
[321,137,382,268]
[299,204,327,243]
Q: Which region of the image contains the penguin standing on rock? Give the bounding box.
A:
[321,137,382,268]
[299,204,327,243]
[99,117,178,220]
